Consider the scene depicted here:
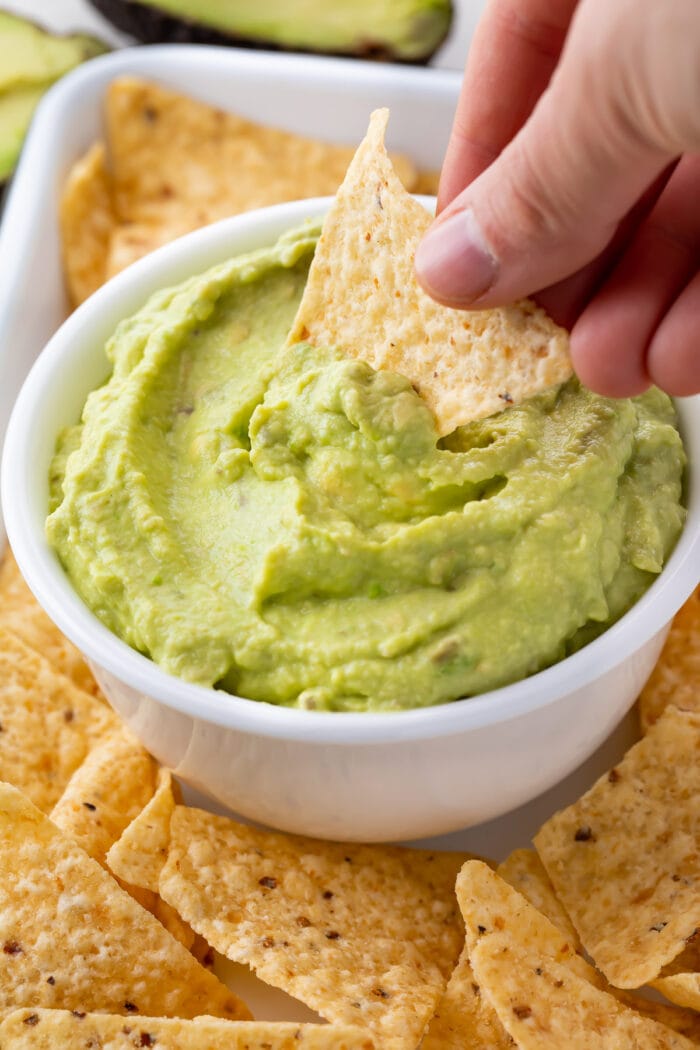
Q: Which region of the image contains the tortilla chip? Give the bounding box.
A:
[150,896,197,953]
[103,78,417,279]
[286,109,571,435]
[457,862,599,986]
[102,766,198,948]
[49,734,199,949]
[0,627,117,813]
[50,723,158,866]
[0,782,249,1021]
[105,219,186,279]
[652,973,700,1013]
[497,848,581,949]
[650,974,700,1016]
[59,142,115,308]
[421,942,513,1050]
[458,862,697,1048]
[618,991,700,1043]
[534,706,700,988]
[459,861,700,1041]
[106,766,180,892]
[0,1010,374,1049]
[650,936,700,1011]
[118,800,473,1049]
[639,587,700,732]
[0,551,100,696]
[470,937,696,1049]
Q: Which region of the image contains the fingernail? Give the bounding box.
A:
[415,208,498,305]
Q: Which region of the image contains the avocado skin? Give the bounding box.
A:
[87,0,452,63]
[0,12,108,187]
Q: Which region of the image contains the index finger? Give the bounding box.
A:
[438,0,579,211]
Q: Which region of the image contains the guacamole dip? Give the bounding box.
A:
[47,225,686,712]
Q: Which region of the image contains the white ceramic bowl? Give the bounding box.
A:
[3,198,700,842]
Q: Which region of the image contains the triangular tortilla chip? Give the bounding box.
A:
[0,782,249,1021]
[286,109,571,435]
[496,848,580,949]
[103,78,418,281]
[534,706,700,988]
[50,724,158,866]
[652,973,700,1013]
[470,937,696,1049]
[639,586,700,732]
[457,862,698,1048]
[113,799,475,1050]
[59,142,115,308]
[0,552,101,696]
[459,862,700,1042]
[106,767,180,893]
[0,1010,374,1049]
[0,627,116,813]
[421,941,513,1049]
[652,938,700,1011]
[103,766,197,949]
[457,862,599,986]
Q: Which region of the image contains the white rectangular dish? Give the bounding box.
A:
[0,40,653,1020]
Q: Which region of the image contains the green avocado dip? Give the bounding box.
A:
[46,224,687,712]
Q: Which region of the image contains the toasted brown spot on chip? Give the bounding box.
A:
[573,826,594,842]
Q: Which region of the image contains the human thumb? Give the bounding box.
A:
[415,0,700,308]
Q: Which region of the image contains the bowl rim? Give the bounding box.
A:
[3,198,699,745]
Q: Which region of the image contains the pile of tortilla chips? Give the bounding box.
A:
[59,76,438,308]
[0,546,699,1047]
[0,74,691,1048]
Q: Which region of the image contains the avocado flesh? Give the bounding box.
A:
[88,0,452,62]
[0,84,45,181]
[0,12,107,91]
[0,12,107,183]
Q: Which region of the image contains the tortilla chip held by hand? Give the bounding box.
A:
[287,109,571,435]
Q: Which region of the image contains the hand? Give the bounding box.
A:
[414,0,700,398]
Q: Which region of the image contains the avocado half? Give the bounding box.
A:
[88,0,452,63]
[0,11,108,185]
